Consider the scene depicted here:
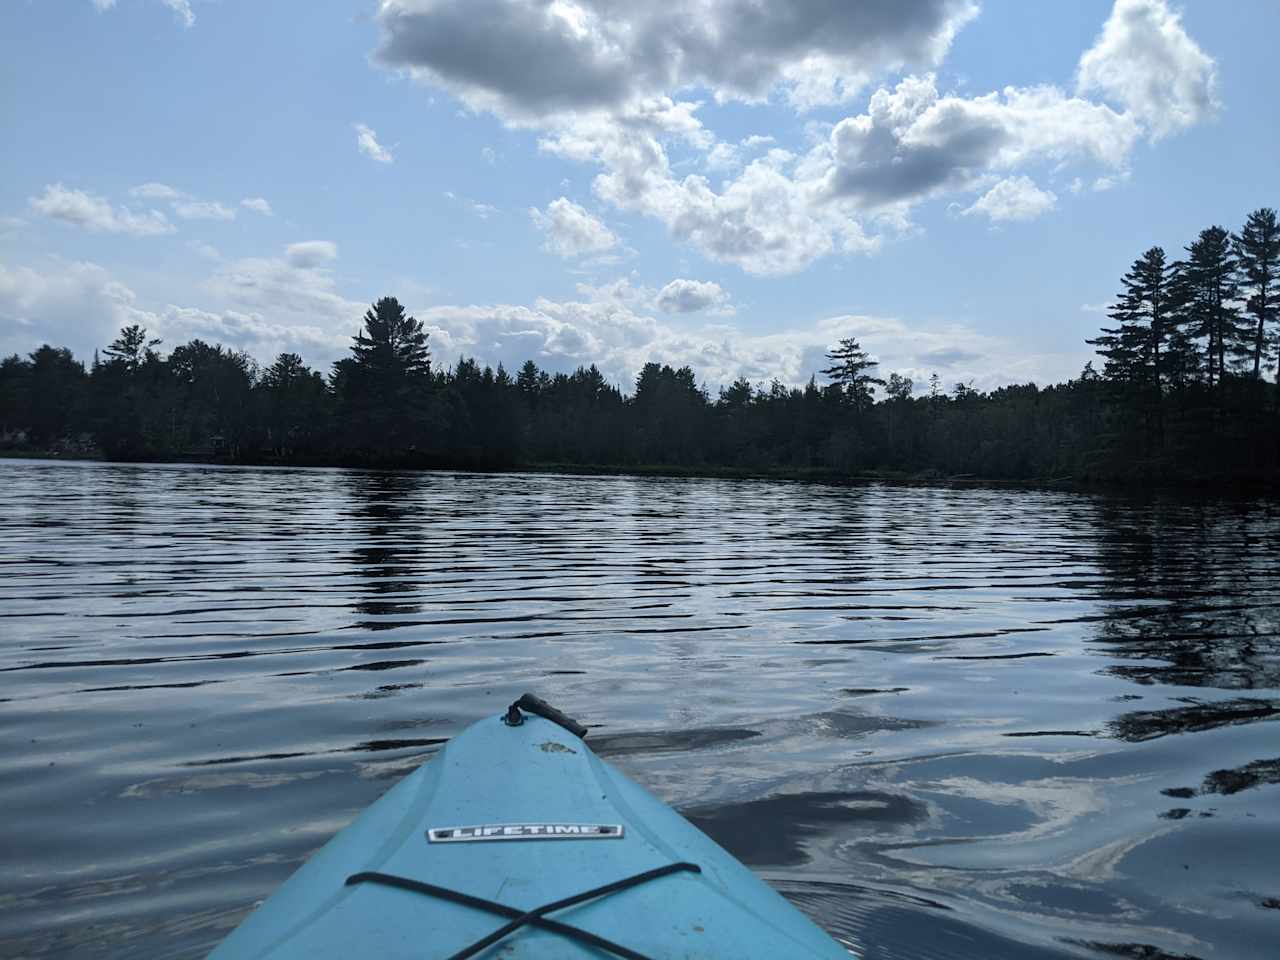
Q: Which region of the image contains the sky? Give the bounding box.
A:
[1,0,1276,393]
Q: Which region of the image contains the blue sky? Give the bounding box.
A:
[2,0,1275,392]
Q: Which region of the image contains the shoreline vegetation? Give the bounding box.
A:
[3,207,1277,495]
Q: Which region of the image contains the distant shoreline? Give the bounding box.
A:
[5,448,1275,498]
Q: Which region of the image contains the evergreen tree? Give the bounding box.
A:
[261,353,328,456]
[1234,207,1280,380]
[821,337,885,408]
[718,376,754,410]
[26,346,87,445]
[516,360,542,400]
[103,325,161,372]
[350,297,431,378]
[0,354,32,438]
[1175,227,1242,386]
[338,297,432,455]
[886,372,914,401]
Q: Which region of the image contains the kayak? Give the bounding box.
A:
[211,694,853,958]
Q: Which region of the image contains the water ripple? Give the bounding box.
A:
[2,461,1278,959]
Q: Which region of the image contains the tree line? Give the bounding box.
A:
[2,207,1276,488]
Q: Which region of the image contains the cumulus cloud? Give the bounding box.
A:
[375,0,978,117]
[540,109,875,275]
[529,197,618,258]
[655,279,731,314]
[284,240,338,268]
[823,74,1138,208]
[173,200,236,221]
[204,246,365,351]
[962,176,1057,222]
[29,184,175,236]
[354,123,394,163]
[157,306,350,359]
[1077,0,1218,138]
[241,197,273,216]
[369,1,1216,276]
[419,286,1071,393]
[2,252,1076,393]
[0,260,160,359]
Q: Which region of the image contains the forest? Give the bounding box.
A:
[2,207,1276,489]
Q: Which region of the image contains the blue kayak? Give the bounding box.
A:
[211,695,853,958]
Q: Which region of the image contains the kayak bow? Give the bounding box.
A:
[211,695,852,958]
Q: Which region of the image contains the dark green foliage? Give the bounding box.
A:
[1175,226,1244,385]
[5,206,1278,489]
[261,353,329,456]
[335,297,433,459]
[821,337,885,408]
[1234,207,1280,380]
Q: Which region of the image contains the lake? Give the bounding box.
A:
[1,459,1278,959]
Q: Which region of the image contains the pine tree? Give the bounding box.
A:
[821,337,885,409]
[350,297,431,379]
[1175,227,1242,386]
[1087,247,1175,389]
[338,297,432,455]
[1233,207,1280,380]
[103,325,162,372]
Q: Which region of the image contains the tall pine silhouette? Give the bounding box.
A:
[822,337,885,409]
[1234,208,1279,381]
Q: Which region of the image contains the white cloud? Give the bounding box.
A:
[2,253,1077,394]
[539,107,876,275]
[205,246,364,350]
[173,200,236,221]
[0,260,157,359]
[1092,173,1128,192]
[480,146,497,165]
[160,0,194,28]
[129,182,187,201]
[91,0,192,27]
[2,247,360,364]
[370,2,1214,276]
[1077,0,1218,139]
[823,75,1139,208]
[158,306,350,359]
[962,176,1057,222]
[354,122,394,163]
[241,197,273,216]
[284,241,338,268]
[29,184,175,236]
[529,197,618,258]
[375,0,979,118]
[704,142,743,173]
[0,216,25,232]
[418,285,1071,393]
[126,183,252,222]
[655,279,732,314]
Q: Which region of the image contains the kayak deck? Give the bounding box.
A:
[211,708,852,958]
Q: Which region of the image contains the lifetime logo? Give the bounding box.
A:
[427,823,624,843]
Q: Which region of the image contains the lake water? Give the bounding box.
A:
[1,459,1278,959]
